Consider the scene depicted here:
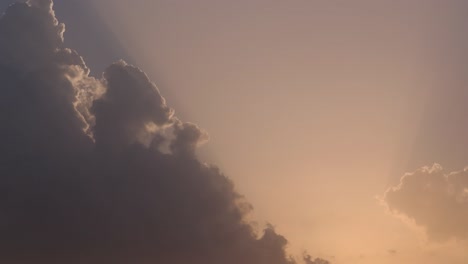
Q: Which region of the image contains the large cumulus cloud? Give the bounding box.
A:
[383,164,468,242]
[0,1,326,263]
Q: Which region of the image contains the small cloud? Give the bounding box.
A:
[383,164,468,242]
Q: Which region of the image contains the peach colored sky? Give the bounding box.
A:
[59,1,468,263]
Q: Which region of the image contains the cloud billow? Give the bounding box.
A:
[384,164,468,242]
[0,1,326,263]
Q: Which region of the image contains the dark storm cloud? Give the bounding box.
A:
[0,1,327,263]
[383,164,468,242]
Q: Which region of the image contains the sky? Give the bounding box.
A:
[1,0,468,263]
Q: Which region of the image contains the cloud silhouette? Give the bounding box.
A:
[303,254,330,264]
[0,1,328,263]
[383,164,468,242]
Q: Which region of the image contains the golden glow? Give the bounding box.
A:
[87,1,468,263]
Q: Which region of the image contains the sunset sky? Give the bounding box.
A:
[1,1,468,263]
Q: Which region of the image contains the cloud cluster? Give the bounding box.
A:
[383,164,468,242]
[303,255,330,264]
[0,1,327,263]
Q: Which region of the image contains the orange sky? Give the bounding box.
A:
[77,1,468,263]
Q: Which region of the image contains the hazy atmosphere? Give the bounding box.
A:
[1,0,468,263]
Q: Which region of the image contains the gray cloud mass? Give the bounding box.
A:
[0,0,327,263]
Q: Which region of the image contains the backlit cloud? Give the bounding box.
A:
[0,1,327,263]
[383,164,468,242]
